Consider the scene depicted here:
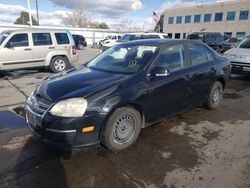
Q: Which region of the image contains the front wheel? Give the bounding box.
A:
[203,81,223,110]
[101,107,142,152]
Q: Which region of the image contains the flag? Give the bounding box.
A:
[153,11,160,23]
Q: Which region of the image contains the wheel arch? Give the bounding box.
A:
[99,102,146,140]
[216,76,225,90]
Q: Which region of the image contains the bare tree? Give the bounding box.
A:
[62,9,91,28]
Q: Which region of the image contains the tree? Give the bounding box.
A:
[62,9,109,29]
[62,9,90,28]
[98,22,109,29]
[154,14,164,33]
[14,11,39,25]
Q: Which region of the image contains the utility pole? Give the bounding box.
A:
[36,0,39,25]
[27,0,33,26]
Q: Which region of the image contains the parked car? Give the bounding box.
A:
[186,32,231,53]
[224,36,250,74]
[225,37,240,49]
[25,39,230,151]
[102,32,169,52]
[99,35,122,47]
[0,29,78,73]
[73,34,87,50]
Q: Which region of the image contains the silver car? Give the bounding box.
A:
[224,36,250,74]
[0,29,79,73]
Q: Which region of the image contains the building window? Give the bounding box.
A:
[175,33,181,39]
[239,10,249,20]
[168,17,174,24]
[168,33,173,38]
[176,16,182,24]
[185,15,191,23]
[204,13,212,22]
[214,12,223,22]
[236,32,246,40]
[194,14,201,23]
[226,11,235,21]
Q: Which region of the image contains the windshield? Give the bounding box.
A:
[118,34,135,42]
[87,44,159,74]
[187,34,203,41]
[238,37,250,49]
[0,32,9,45]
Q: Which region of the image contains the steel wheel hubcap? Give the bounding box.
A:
[212,87,221,103]
[113,114,135,144]
[54,59,66,71]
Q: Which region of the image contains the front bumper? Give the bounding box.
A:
[25,105,107,149]
[231,60,250,75]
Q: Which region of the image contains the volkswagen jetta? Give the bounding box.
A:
[25,39,231,151]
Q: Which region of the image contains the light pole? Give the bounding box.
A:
[27,0,33,26]
[36,0,39,25]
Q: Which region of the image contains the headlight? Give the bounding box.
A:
[50,98,87,117]
[223,54,236,59]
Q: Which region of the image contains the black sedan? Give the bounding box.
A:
[25,39,231,151]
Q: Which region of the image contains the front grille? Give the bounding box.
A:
[27,94,53,117]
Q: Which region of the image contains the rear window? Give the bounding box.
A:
[187,34,203,40]
[142,35,161,39]
[238,37,250,49]
[32,33,52,46]
[55,33,70,44]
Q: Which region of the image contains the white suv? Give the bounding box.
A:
[102,32,169,52]
[99,35,122,47]
[0,29,79,73]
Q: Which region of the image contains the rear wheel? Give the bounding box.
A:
[101,107,141,152]
[49,56,68,73]
[203,81,223,110]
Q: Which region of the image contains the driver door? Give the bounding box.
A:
[1,33,33,69]
[145,43,192,122]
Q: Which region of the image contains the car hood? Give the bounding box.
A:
[224,48,250,56]
[36,66,129,101]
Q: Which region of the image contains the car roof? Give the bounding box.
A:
[117,39,192,46]
[2,29,68,33]
[188,32,222,36]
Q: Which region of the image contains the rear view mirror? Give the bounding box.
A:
[149,67,169,77]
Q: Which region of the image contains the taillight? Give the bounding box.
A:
[72,45,77,55]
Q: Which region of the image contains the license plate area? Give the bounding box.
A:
[26,110,42,128]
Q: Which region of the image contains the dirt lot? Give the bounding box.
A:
[0,48,250,188]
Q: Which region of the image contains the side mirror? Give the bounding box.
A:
[5,42,14,49]
[149,67,170,77]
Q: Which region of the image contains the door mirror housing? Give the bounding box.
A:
[5,42,14,49]
[149,67,170,77]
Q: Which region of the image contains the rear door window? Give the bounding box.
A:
[55,33,70,44]
[6,33,29,47]
[32,33,52,46]
[188,43,209,66]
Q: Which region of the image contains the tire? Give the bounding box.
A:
[101,107,142,152]
[49,56,69,73]
[78,44,84,50]
[203,81,223,110]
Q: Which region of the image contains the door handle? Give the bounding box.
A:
[184,74,191,80]
[48,47,55,49]
[24,48,31,51]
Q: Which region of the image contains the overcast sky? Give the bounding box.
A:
[0,0,236,28]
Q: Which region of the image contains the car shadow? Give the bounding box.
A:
[14,138,71,188]
[0,110,70,188]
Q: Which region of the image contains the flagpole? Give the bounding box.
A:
[27,0,33,26]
